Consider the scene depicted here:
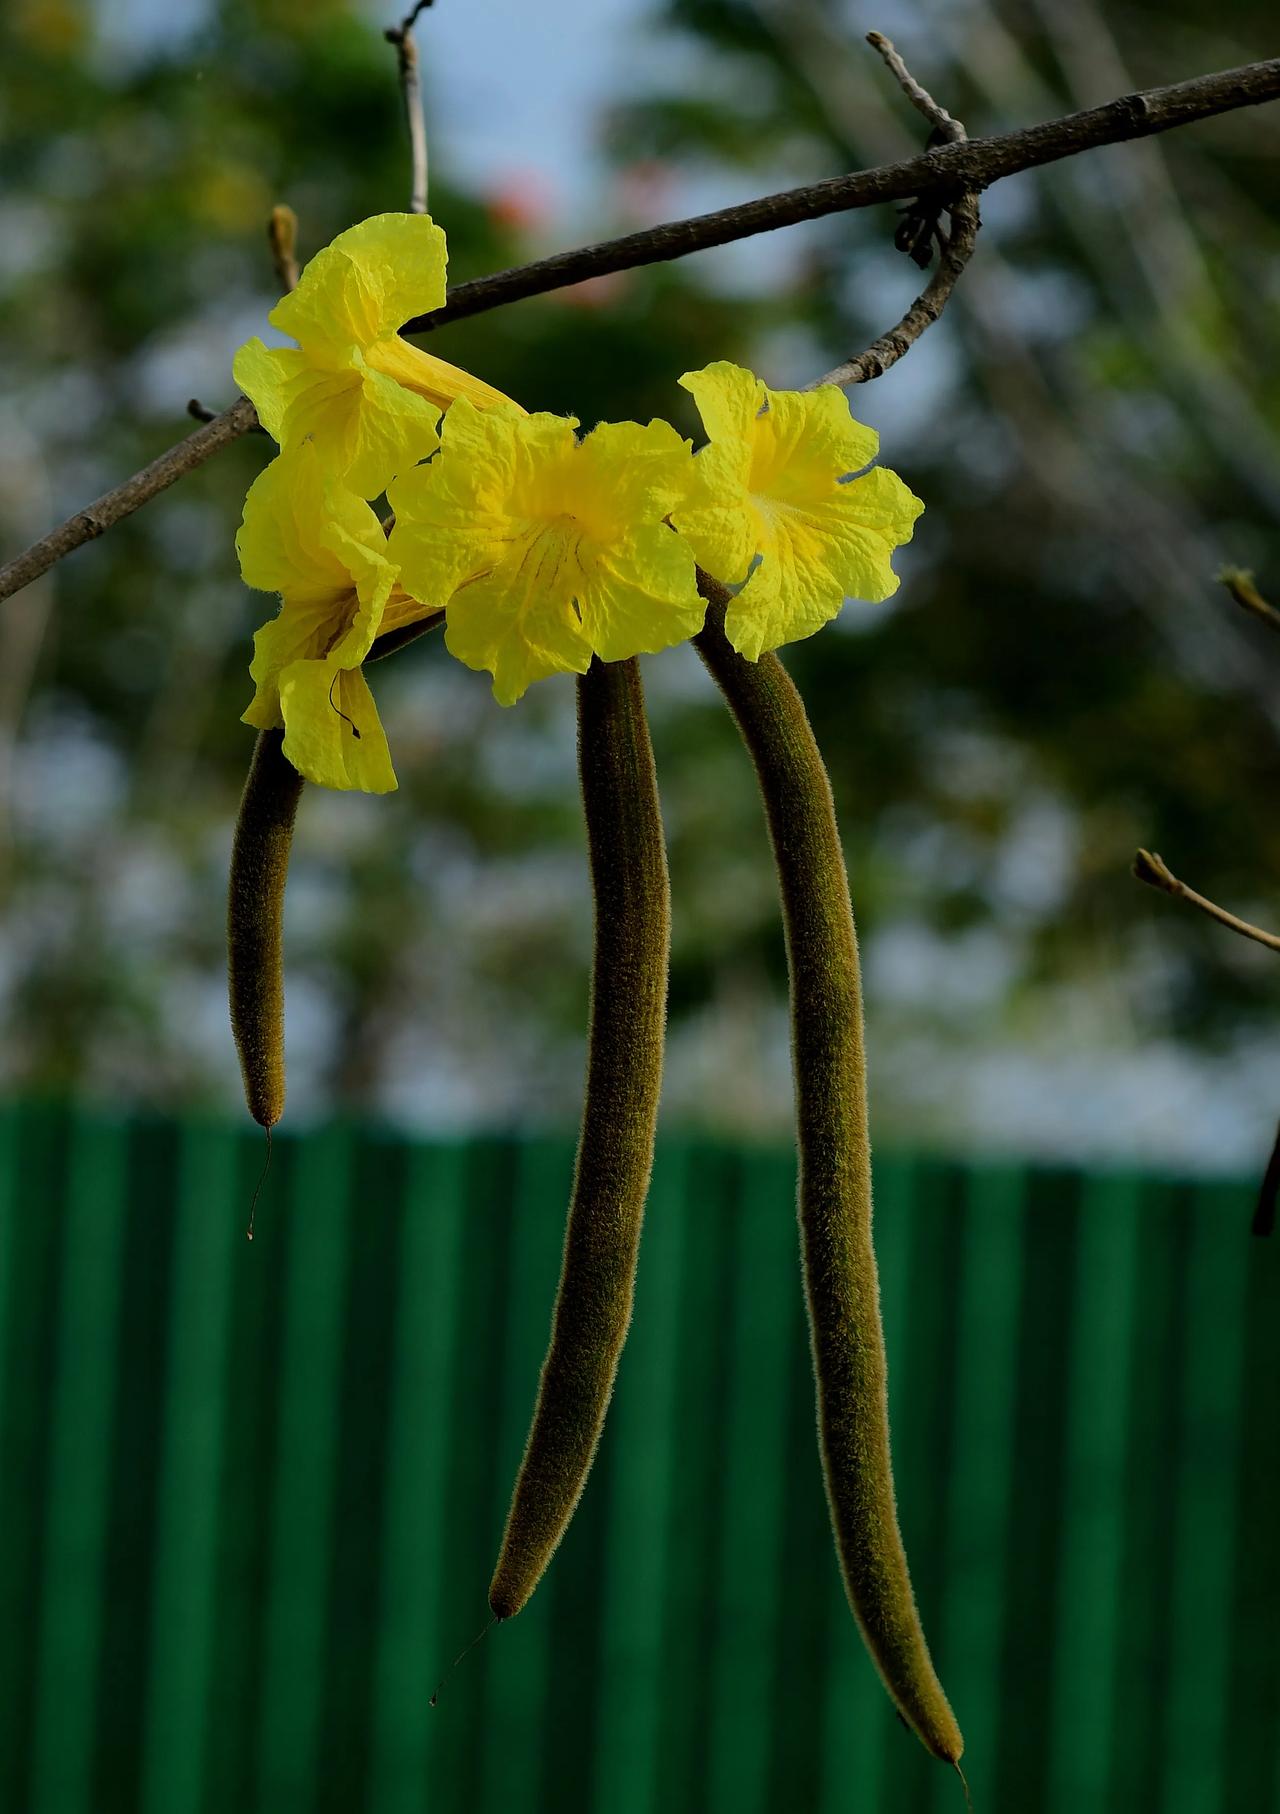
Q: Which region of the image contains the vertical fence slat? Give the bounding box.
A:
[1106,1181,1192,1814]
[28,1111,129,1814]
[706,1146,797,1814]
[478,1137,575,1814]
[993,1168,1080,1813]
[0,1104,68,1811]
[1162,1184,1253,1814]
[139,1120,240,1814]
[589,1141,690,1814]
[654,1145,738,1814]
[425,1138,521,1813]
[884,1162,967,1814]
[255,1124,352,1812]
[1046,1171,1143,1812]
[933,1163,1025,1813]
[367,1142,468,1814]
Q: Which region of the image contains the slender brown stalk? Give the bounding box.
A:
[693,576,962,1765]
[384,10,431,215]
[1219,566,1280,638]
[1133,848,1280,954]
[268,204,301,293]
[227,729,304,1128]
[489,657,670,1619]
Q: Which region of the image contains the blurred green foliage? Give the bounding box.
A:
[1,0,1278,1157]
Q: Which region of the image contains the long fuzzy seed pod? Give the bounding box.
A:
[694,576,963,1767]
[227,728,304,1128]
[489,656,670,1620]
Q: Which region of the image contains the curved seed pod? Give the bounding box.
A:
[227,728,304,1128]
[489,655,670,1620]
[694,574,963,1768]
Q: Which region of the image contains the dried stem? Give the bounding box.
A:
[866,29,965,143]
[1132,848,1280,955]
[268,204,301,292]
[810,194,980,388]
[384,3,432,214]
[811,34,979,390]
[1219,566,1280,637]
[3,56,1278,605]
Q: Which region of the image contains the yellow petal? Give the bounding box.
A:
[237,451,350,597]
[242,595,337,728]
[365,335,523,415]
[573,417,696,530]
[750,383,880,491]
[725,465,924,661]
[279,659,398,792]
[234,338,439,496]
[679,361,765,443]
[444,549,594,706]
[388,401,574,605]
[232,339,318,442]
[334,361,441,498]
[238,449,401,732]
[670,439,757,585]
[270,212,448,354]
[577,521,704,662]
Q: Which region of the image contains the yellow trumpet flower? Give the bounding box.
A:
[671,362,924,661]
[233,212,520,499]
[237,447,436,792]
[387,401,704,705]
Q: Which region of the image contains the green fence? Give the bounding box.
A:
[0,1101,1276,1813]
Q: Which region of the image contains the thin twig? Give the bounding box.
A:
[1132,848,1280,954]
[3,56,1278,606]
[866,29,965,143]
[810,33,979,390]
[187,399,218,423]
[1219,566,1280,637]
[388,0,433,33]
[810,194,980,388]
[365,609,444,663]
[384,4,432,214]
[268,204,301,292]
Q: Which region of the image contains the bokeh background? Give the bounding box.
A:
[3,0,1279,1164]
[3,4,1280,1813]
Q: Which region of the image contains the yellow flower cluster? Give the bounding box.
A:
[234,214,923,791]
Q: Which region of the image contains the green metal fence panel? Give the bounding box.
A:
[0,1104,1276,1813]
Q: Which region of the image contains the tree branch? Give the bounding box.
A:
[810,32,979,390]
[1132,848,1280,954]
[0,396,258,602]
[403,57,1280,333]
[3,55,1277,605]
